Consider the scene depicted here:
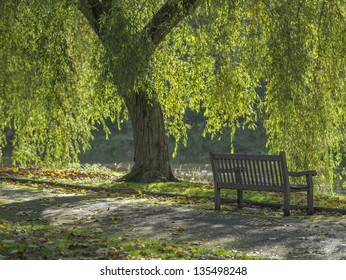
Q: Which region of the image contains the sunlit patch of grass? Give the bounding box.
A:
[105,182,346,210]
[313,192,346,209]
[0,165,123,186]
[0,220,258,260]
[2,164,345,210]
[106,238,258,260]
[104,181,215,198]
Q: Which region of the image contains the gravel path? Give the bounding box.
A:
[1,184,345,260]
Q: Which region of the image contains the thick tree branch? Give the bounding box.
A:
[78,0,112,35]
[144,0,201,47]
[78,0,201,46]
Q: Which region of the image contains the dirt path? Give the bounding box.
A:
[1,184,345,260]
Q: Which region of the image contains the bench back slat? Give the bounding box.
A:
[210,152,288,191]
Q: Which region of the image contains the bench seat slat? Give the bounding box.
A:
[217,182,284,192]
[290,184,309,191]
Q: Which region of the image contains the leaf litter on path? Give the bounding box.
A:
[1,182,345,260]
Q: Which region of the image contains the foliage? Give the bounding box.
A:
[1,0,345,190]
[0,0,124,166]
[260,1,346,192]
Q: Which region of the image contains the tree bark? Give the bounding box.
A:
[119,93,176,182]
[78,0,201,182]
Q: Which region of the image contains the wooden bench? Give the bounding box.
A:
[209,151,317,216]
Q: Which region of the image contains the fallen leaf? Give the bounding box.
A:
[16,210,36,216]
[174,226,186,231]
[96,248,108,256]
[91,228,104,234]
[108,215,124,221]
[179,198,188,204]
[18,245,26,253]
[2,240,16,244]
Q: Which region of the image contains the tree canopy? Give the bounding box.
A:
[1,0,345,189]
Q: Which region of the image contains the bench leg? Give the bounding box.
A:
[237,189,243,209]
[283,191,290,217]
[214,187,221,210]
[307,178,314,215]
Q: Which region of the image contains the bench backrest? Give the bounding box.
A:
[209,151,290,191]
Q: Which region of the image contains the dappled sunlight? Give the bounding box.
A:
[1,182,345,260]
[0,184,72,204]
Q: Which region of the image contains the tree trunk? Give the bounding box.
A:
[119,92,177,182]
[78,0,200,183]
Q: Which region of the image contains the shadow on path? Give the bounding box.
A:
[1,184,345,260]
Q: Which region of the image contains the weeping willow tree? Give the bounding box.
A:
[1,0,345,189]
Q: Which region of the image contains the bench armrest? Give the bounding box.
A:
[288,170,317,177]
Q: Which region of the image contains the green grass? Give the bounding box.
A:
[1,165,345,260]
[102,181,346,210]
[0,220,255,260]
[1,169,345,260]
[2,163,345,210]
[1,165,345,210]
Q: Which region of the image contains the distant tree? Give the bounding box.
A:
[1,0,345,189]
